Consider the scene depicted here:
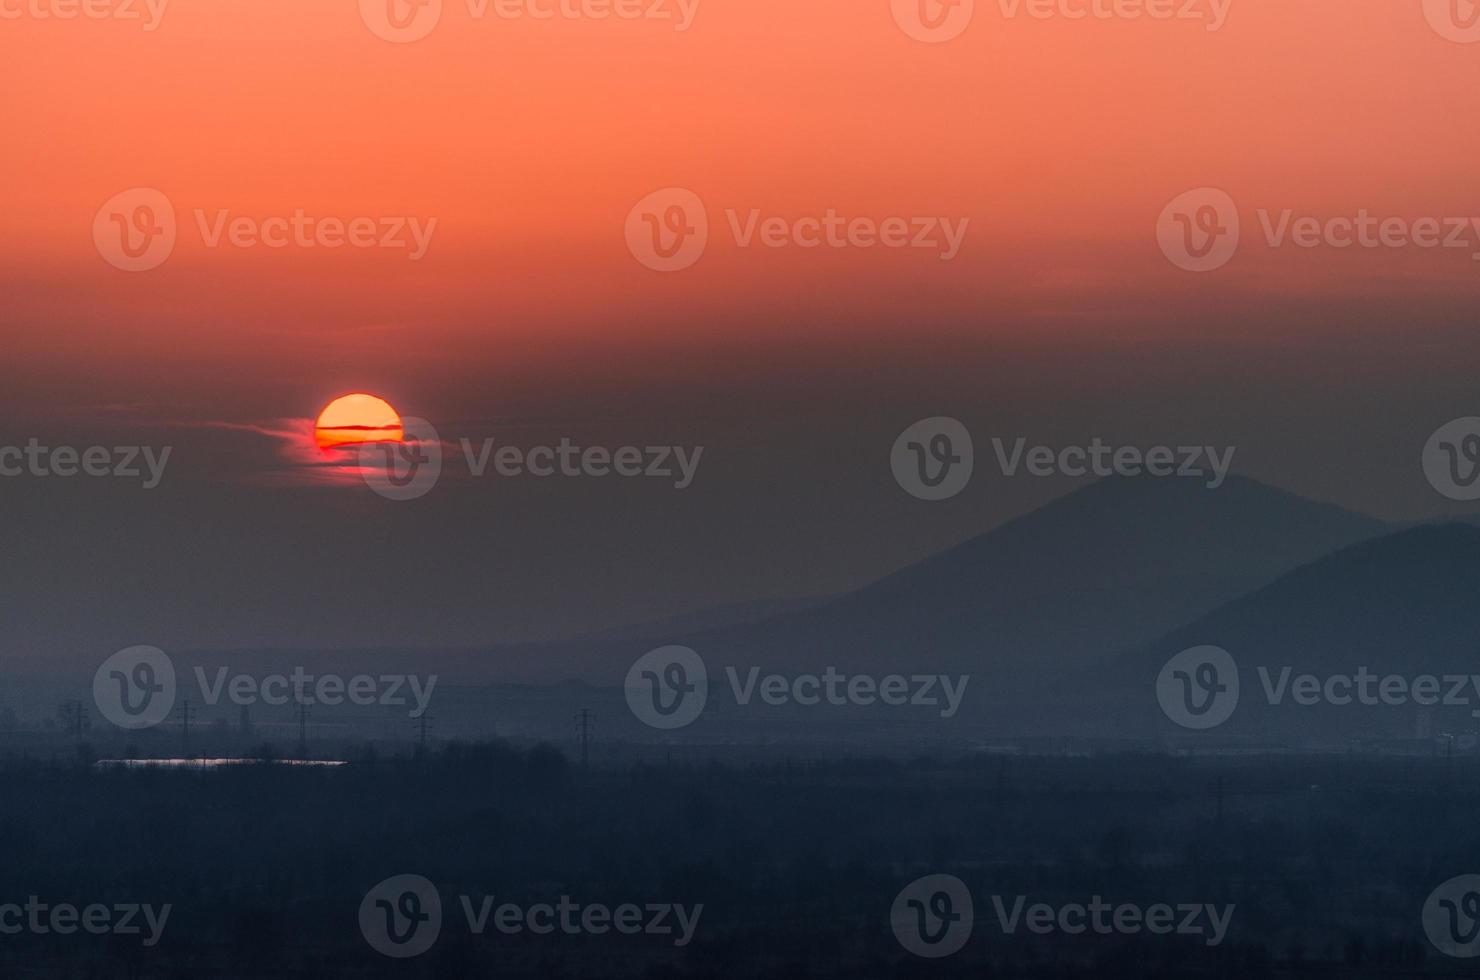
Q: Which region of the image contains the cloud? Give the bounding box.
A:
[178,417,461,489]
[177,417,363,487]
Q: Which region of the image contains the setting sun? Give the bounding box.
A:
[313,394,403,452]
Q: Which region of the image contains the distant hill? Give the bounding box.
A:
[1089,523,1480,743]
[115,486,1480,750]
[570,595,827,645]
[499,475,1387,687]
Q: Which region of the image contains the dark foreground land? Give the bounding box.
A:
[0,745,1474,978]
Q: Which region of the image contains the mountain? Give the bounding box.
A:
[1092,523,1480,743]
[569,595,827,645]
[501,475,1387,687]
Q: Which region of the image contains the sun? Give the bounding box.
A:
[314,393,404,452]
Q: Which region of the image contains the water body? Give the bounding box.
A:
[94,759,347,768]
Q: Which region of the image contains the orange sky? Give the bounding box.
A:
[3,0,1480,384]
[5,0,1480,649]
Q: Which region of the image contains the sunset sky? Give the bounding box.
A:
[3,0,1480,657]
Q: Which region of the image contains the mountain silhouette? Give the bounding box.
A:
[515,475,1386,687]
[1101,523,1480,743]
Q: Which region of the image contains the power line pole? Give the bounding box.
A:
[297,702,309,760]
[179,699,193,758]
[415,713,433,757]
[59,700,86,740]
[575,709,594,773]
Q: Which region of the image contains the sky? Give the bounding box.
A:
[2,0,1480,658]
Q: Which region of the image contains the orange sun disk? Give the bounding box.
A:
[314,394,404,452]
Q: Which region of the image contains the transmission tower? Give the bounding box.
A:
[178,699,193,758]
[575,709,594,772]
[415,713,434,757]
